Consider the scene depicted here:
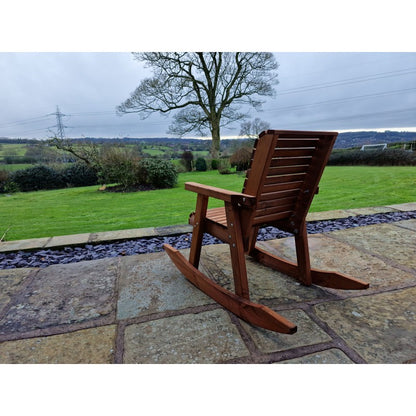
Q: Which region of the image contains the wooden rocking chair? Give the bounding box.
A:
[163,130,369,334]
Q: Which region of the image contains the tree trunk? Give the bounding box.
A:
[210,121,221,159]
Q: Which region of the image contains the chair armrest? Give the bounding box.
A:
[185,182,256,207]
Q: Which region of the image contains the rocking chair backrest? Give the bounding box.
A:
[242,130,337,233]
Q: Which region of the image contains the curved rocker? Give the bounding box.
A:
[250,246,369,290]
[163,244,297,334]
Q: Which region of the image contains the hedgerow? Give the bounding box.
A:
[328,149,416,166]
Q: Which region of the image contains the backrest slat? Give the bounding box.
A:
[242,130,337,234]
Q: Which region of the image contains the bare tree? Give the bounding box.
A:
[117,52,279,158]
[50,137,100,169]
[240,117,271,140]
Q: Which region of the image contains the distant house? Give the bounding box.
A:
[360,143,387,151]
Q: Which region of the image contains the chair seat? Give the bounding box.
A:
[206,207,227,227]
[189,207,228,227]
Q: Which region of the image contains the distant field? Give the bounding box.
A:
[0,143,27,157]
[1,166,415,241]
[0,164,34,172]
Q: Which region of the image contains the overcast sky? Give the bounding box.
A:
[1,2,415,140]
[1,51,415,139]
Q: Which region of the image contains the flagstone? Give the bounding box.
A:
[0,325,116,364]
[0,258,118,335]
[123,309,249,364]
[314,287,416,363]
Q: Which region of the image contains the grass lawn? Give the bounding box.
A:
[1,166,415,241]
[0,164,34,172]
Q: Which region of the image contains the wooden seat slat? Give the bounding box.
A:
[206,207,227,226]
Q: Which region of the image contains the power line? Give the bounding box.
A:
[0,114,53,128]
[276,67,416,96]
[281,107,416,127]
[263,87,416,114]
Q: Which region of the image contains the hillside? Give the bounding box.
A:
[334,131,416,149]
[1,131,416,150]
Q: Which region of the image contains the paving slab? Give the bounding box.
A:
[0,237,50,253]
[0,268,33,312]
[44,233,91,248]
[259,233,416,290]
[0,258,118,335]
[280,348,354,364]
[328,223,416,269]
[123,309,249,363]
[201,244,334,304]
[393,219,416,231]
[386,202,416,212]
[117,250,213,320]
[89,227,156,243]
[345,206,399,216]
[240,309,331,354]
[314,287,416,363]
[306,209,352,221]
[0,325,116,364]
[154,224,192,236]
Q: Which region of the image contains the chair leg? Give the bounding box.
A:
[294,223,312,286]
[189,194,208,269]
[225,202,250,300]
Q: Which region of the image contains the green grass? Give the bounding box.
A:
[0,164,34,172]
[0,143,27,157]
[311,166,416,211]
[1,166,415,241]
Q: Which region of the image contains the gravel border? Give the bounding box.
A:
[1,210,415,270]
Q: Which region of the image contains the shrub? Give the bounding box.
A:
[97,147,141,189]
[211,159,219,170]
[138,159,178,189]
[230,146,252,171]
[0,169,10,193]
[180,151,194,172]
[218,159,233,174]
[61,163,98,187]
[10,165,65,192]
[195,157,207,171]
[328,149,416,166]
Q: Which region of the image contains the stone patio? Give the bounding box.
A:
[0,203,415,364]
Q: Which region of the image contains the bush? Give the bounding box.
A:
[10,165,65,192]
[211,159,219,170]
[61,163,98,187]
[328,149,416,166]
[0,169,10,193]
[97,147,141,189]
[138,159,178,189]
[230,146,252,171]
[195,157,207,172]
[181,151,194,172]
[218,159,233,174]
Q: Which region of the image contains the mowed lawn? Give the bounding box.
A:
[1,166,415,241]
